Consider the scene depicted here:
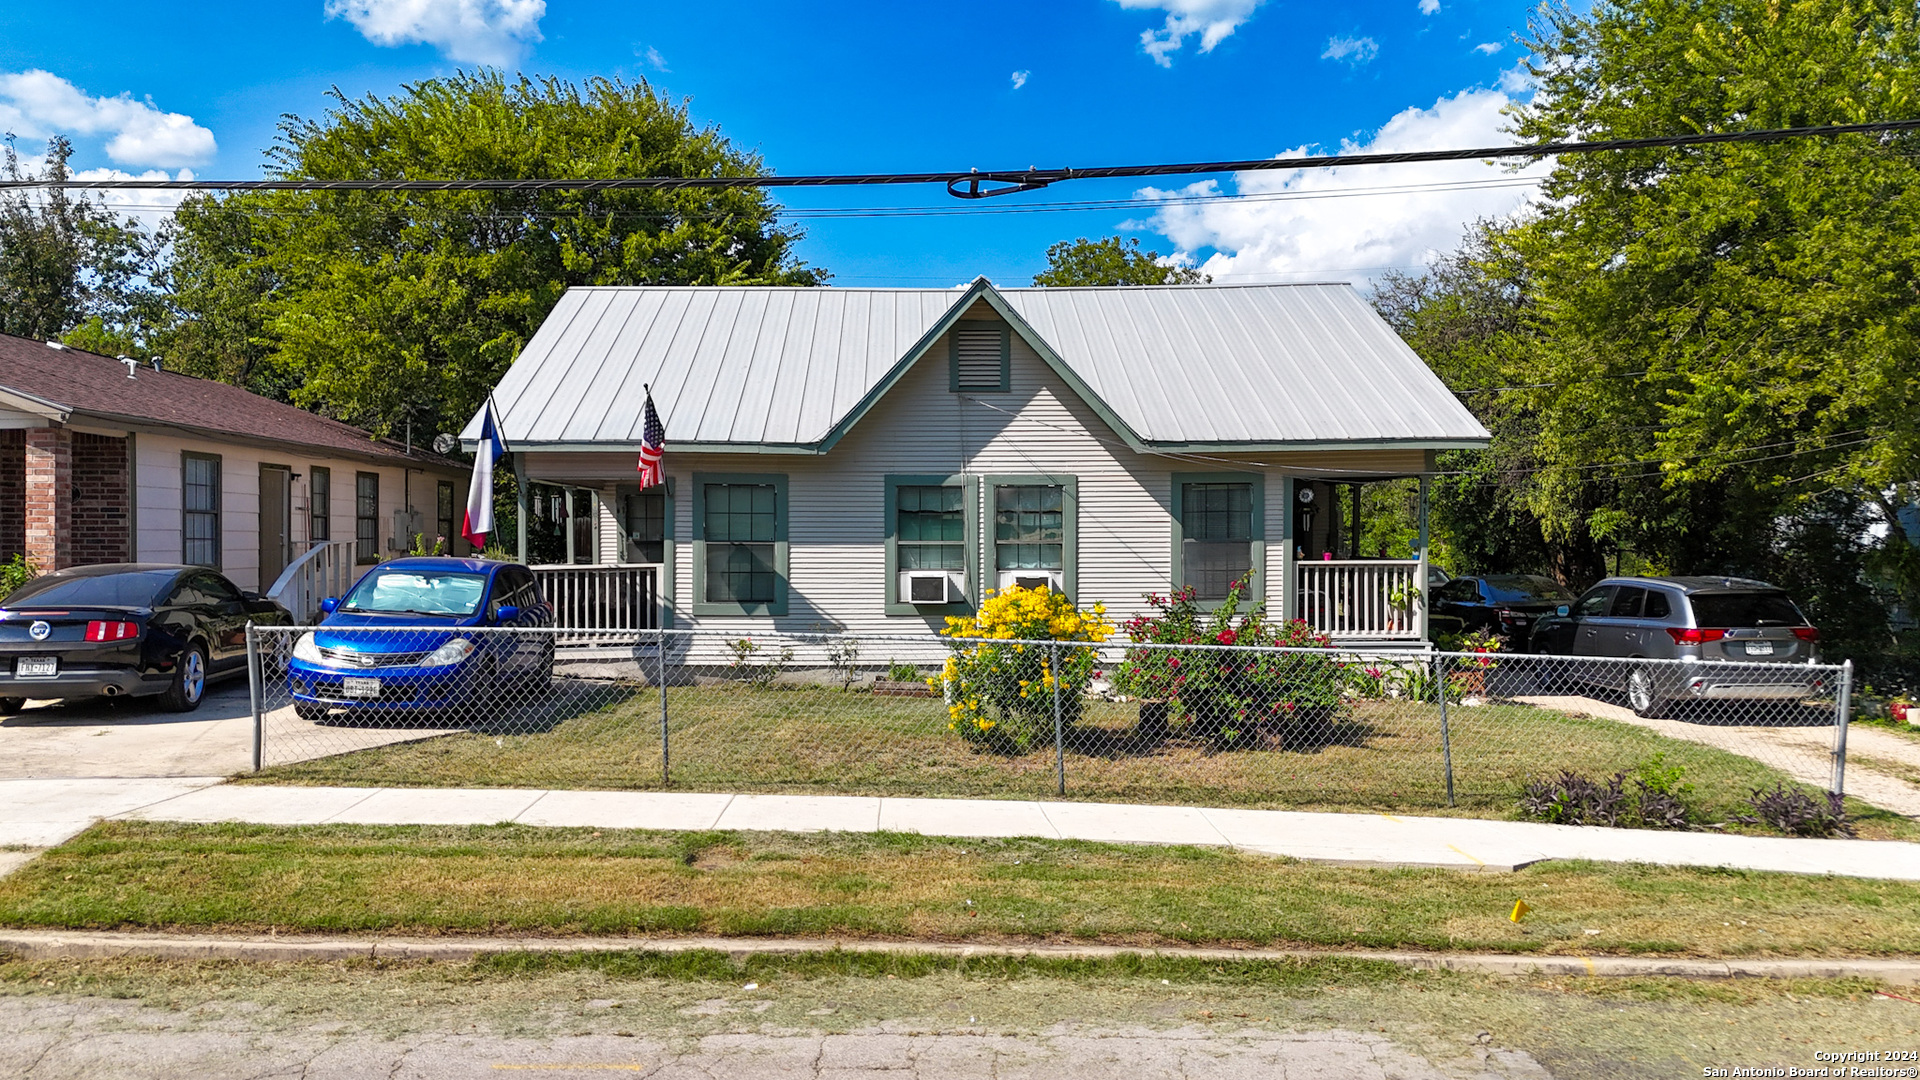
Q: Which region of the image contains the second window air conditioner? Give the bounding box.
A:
[996,569,1063,594]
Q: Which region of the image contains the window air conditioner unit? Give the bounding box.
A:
[997,570,1063,594]
[903,570,954,605]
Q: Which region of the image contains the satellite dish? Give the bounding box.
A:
[432,433,458,455]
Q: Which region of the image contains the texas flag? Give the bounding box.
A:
[462,401,506,548]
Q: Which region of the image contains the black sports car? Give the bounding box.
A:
[0,564,292,714]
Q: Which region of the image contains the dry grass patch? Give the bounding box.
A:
[245,687,1916,838]
[2,822,1917,958]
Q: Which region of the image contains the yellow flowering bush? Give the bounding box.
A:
[931,586,1114,752]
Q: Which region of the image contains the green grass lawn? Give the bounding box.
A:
[247,684,1915,838]
[3,821,1917,958]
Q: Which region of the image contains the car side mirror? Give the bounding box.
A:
[319,597,340,614]
[495,604,521,622]
[1556,605,1570,617]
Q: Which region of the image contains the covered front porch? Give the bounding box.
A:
[505,468,1436,649]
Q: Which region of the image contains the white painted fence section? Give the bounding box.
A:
[264,540,361,623]
[532,564,660,644]
[1296,559,1424,641]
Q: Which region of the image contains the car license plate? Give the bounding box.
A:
[1746,641,1775,656]
[15,657,56,678]
[341,676,382,698]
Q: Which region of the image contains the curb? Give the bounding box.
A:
[2,930,1916,984]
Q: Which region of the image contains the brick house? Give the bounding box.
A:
[0,334,469,593]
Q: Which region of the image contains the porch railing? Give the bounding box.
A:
[532,564,661,645]
[1297,559,1425,641]
[264,539,361,623]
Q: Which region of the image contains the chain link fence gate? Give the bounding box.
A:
[243,624,1855,822]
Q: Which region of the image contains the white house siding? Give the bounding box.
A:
[522,317,1425,638]
[132,433,465,592]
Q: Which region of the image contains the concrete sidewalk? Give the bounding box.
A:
[4,777,1918,880]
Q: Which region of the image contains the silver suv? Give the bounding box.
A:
[1527,576,1823,717]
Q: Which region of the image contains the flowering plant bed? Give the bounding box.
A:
[934,586,1114,752]
[1110,578,1344,746]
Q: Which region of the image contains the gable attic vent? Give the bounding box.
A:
[950,322,1009,392]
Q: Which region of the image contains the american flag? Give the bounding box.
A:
[636,389,666,489]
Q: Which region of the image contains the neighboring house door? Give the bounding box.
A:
[259,465,293,591]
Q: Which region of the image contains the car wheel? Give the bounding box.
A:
[294,701,331,725]
[521,642,555,698]
[0,697,24,716]
[1627,667,1670,719]
[158,645,209,713]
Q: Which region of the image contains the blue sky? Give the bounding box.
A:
[0,0,1545,286]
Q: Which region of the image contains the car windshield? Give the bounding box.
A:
[3,571,176,608]
[1482,575,1573,603]
[342,570,488,616]
[1688,592,1806,628]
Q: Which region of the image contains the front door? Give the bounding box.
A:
[259,465,292,591]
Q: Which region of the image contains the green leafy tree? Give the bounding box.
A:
[1505,0,1920,613]
[1033,235,1208,286]
[0,137,161,347]
[164,72,824,439]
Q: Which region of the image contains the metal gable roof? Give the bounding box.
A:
[467,279,1489,452]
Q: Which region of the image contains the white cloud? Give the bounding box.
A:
[1419,0,1440,13]
[1321,35,1380,65]
[640,46,670,72]
[1010,70,1030,90]
[1113,0,1264,66]
[0,70,215,169]
[1132,84,1549,285]
[324,0,546,65]
[1473,41,1503,54]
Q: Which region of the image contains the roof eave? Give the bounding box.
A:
[0,384,73,422]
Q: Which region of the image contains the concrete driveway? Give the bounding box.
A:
[0,680,457,779]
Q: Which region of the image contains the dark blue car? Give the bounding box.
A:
[286,558,554,724]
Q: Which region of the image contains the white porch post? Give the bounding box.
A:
[1416,474,1431,642]
[1280,474,1297,623]
[514,453,529,564]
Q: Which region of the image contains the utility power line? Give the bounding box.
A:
[6,119,1916,197]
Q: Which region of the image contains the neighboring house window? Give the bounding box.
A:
[949,322,1009,392]
[885,475,974,615]
[436,481,455,549]
[624,488,667,563]
[693,474,788,616]
[309,466,331,543]
[1173,475,1264,603]
[355,472,379,563]
[988,477,1077,597]
[182,452,221,568]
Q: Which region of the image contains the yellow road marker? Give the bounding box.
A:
[1509,899,1532,923]
[1447,844,1486,867]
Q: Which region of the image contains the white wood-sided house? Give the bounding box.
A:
[465,277,1490,643]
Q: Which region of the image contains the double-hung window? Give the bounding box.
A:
[885,476,973,614]
[182,452,221,568]
[355,472,379,563]
[308,466,331,543]
[987,476,1077,598]
[694,474,787,615]
[1172,473,1264,605]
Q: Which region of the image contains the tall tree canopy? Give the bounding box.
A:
[1378,0,1920,664]
[164,72,823,441]
[1033,235,1208,286]
[0,138,160,347]
[1506,0,1920,597]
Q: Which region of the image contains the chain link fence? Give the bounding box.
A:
[243,625,1854,819]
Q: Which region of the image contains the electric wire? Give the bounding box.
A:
[8,118,1916,194]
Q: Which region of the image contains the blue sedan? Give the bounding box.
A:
[286,557,554,724]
